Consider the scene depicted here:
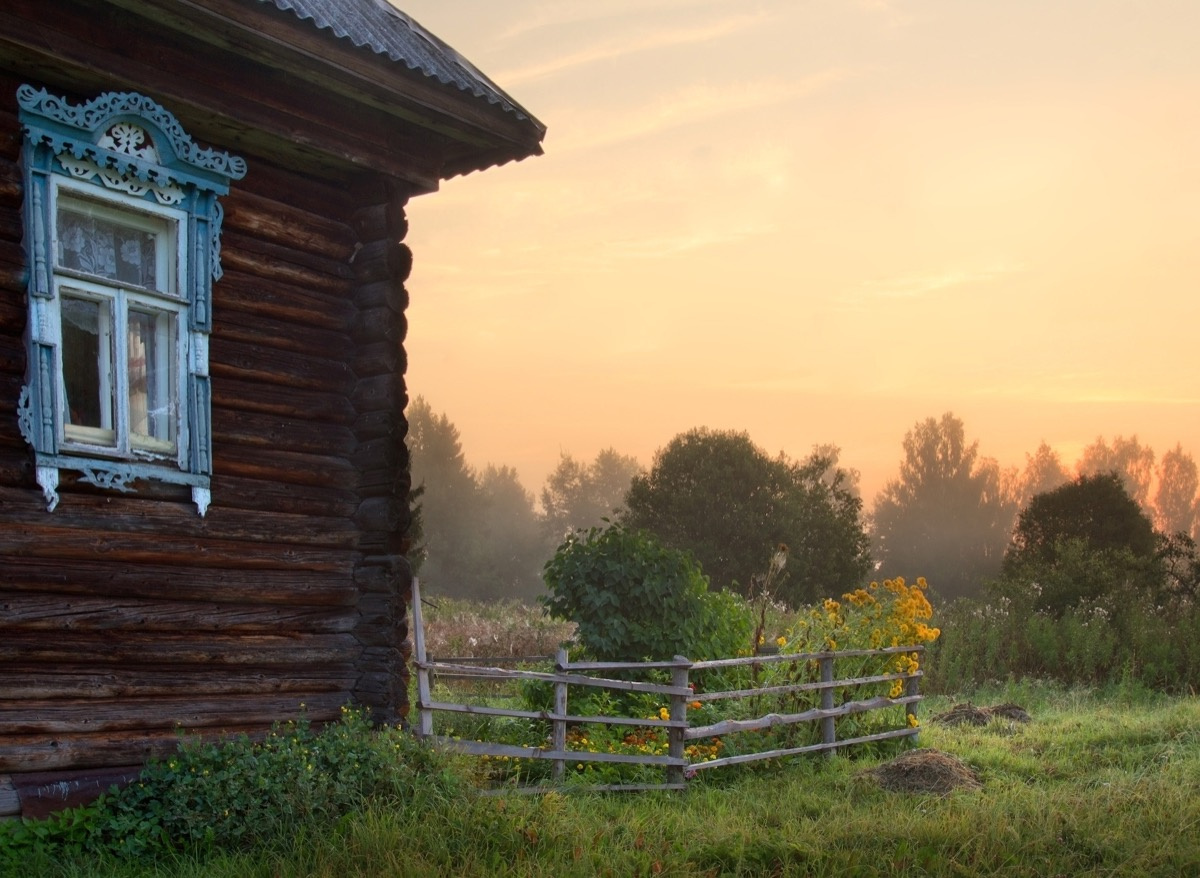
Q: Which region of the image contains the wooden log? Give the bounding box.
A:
[352,373,405,413]
[212,376,355,424]
[211,444,356,490]
[0,557,357,605]
[352,278,409,318]
[211,307,352,359]
[351,408,404,443]
[0,485,357,548]
[0,776,17,816]
[220,240,351,297]
[350,239,412,285]
[351,340,401,378]
[211,408,356,457]
[8,767,142,819]
[212,473,357,519]
[0,706,347,773]
[209,336,353,393]
[0,631,359,668]
[213,272,351,332]
[222,189,356,262]
[0,296,27,336]
[0,592,358,634]
[0,692,352,736]
[0,154,21,206]
[0,526,355,571]
[0,664,357,701]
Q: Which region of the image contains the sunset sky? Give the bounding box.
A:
[399,0,1200,507]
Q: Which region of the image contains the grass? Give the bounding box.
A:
[14,683,1200,877]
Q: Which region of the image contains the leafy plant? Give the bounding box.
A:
[541,523,752,662]
[0,705,462,867]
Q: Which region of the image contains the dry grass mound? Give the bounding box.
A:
[866,748,981,795]
[930,702,1031,726]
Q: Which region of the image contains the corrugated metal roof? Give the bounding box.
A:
[261,0,541,129]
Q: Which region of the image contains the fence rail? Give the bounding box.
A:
[410,578,922,791]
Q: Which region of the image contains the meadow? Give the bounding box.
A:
[5,595,1198,877]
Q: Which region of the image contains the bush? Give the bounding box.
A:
[0,705,462,867]
[541,523,752,662]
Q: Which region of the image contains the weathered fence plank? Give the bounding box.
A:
[410,576,925,791]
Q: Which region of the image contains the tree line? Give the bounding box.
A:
[407,397,1200,608]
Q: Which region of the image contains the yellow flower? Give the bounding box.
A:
[907,715,920,728]
[659,707,670,721]
[776,636,787,648]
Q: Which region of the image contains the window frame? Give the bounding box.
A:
[16,86,246,515]
[52,179,189,464]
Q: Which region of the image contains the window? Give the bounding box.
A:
[17,86,245,515]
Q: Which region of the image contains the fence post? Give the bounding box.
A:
[552,647,568,783]
[820,654,836,757]
[905,658,921,745]
[667,656,689,786]
[410,577,433,738]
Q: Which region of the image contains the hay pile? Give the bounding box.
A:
[931,702,1031,726]
[866,748,981,794]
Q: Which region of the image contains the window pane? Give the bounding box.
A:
[61,296,116,447]
[128,307,177,453]
[57,205,161,290]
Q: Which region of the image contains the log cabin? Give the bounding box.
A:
[0,0,545,819]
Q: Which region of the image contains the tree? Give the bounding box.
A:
[1154,444,1199,539]
[1077,435,1155,510]
[541,523,751,662]
[540,448,643,540]
[408,398,547,600]
[623,428,871,606]
[1000,472,1162,614]
[1017,441,1070,509]
[871,413,1017,601]
[407,397,479,584]
[474,465,547,600]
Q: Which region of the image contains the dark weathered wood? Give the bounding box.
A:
[0,776,18,816]
[211,377,356,424]
[211,408,356,457]
[0,631,358,668]
[0,593,357,634]
[211,444,356,490]
[0,485,358,548]
[222,189,356,262]
[214,273,352,333]
[209,337,354,394]
[9,767,141,819]
[0,664,357,700]
[212,309,353,361]
[0,692,352,736]
[0,526,355,570]
[0,557,357,605]
[211,473,358,519]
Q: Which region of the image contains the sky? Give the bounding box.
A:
[398,0,1200,508]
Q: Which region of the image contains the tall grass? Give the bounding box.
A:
[14,685,1199,877]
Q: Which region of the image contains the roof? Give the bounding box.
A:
[262,0,543,132]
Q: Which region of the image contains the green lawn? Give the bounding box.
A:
[18,683,1200,878]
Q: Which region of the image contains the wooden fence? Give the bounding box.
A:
[410,578,923,791]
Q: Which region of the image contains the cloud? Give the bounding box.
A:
[498,0,736,42]
[552,68,853,152]
[843,263,1024,304]
[496,12,771,85]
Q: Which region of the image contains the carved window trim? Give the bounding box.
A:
[17,86,246,515]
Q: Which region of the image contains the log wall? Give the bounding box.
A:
[0,51,414,815]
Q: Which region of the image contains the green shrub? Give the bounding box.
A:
[0,705,462,867]
[541,523,752,662]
